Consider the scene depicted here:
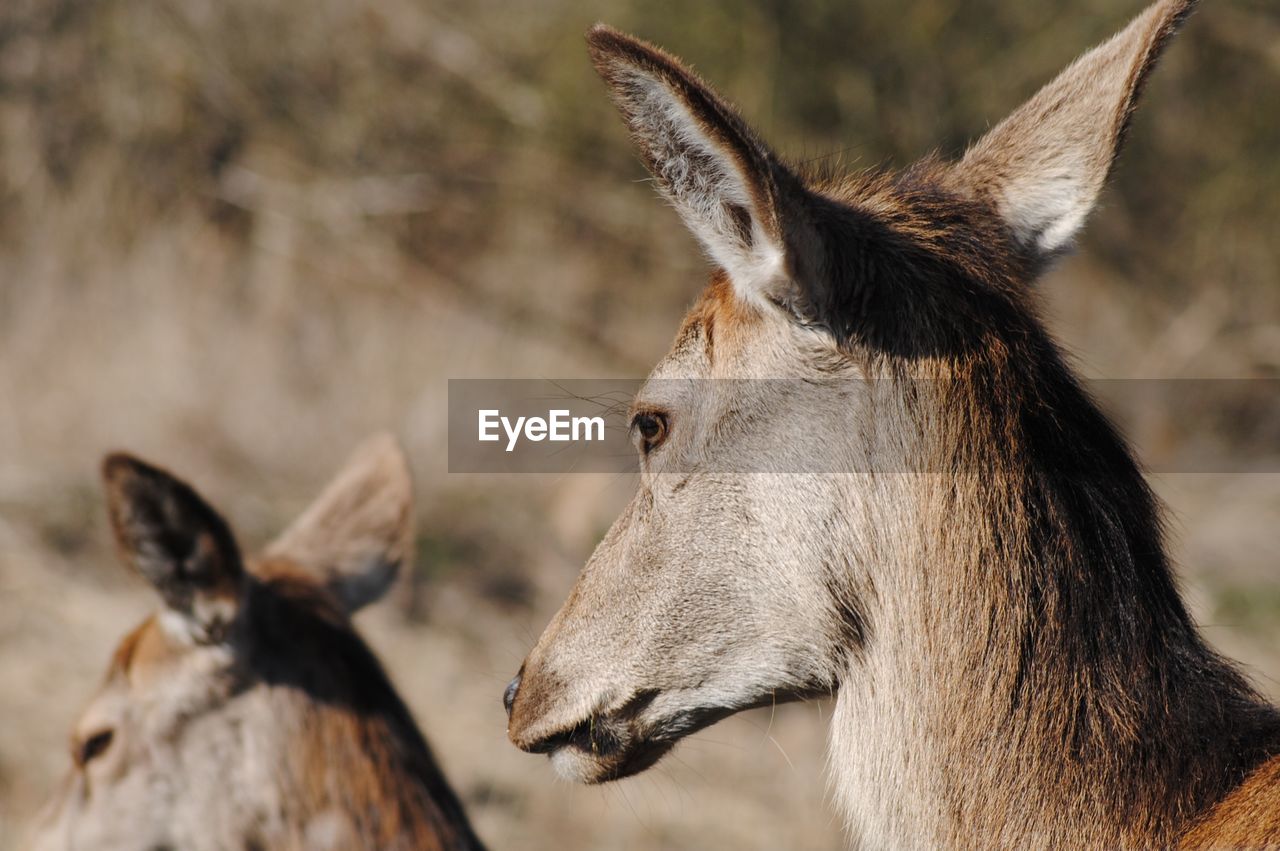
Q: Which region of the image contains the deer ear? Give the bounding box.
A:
[265,433,413,614]
[103,454,244,643]
[954,0,1198,260]
[587,25,814,305]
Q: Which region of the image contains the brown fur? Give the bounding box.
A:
[31,437,486,851]
[238,558,480,851]
[1183,755,1280,849]
[509,2,1280,847]
[790,95,1280,851]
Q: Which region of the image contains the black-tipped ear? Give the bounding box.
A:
[587,24,815,305]
[953,0,1198,260]
[102,454,244,641]
[264,433,413,614]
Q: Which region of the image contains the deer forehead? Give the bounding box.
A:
[106,612,238,703]
[109,615,180,685]
[656,274,839,379]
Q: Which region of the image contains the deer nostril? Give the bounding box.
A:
[503,671,522,719]
[74,728,115,768]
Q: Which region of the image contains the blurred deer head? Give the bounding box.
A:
[506,2,1280,847]
[30,435,485,851]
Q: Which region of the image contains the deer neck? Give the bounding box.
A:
[826,399,1279,849]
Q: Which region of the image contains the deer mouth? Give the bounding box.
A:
[546,717,672,783]
[514,690,739,784]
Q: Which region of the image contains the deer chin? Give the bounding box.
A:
[545,716,673,784]
[509,662,825,784]
[534,692,748,784]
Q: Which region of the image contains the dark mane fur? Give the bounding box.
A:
[243,563,486,851]
[798,165,1280,843]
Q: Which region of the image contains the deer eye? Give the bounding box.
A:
[75,728,115,768]
[631,411,669,453]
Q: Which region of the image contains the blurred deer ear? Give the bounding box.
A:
[266,433,413,614]
[587,24,815,306]
[103,454,244,643]
[953,0,1197,260]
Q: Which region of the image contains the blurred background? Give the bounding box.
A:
[0,0,1277,847]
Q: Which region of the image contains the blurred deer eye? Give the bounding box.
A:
[631,411,669,452]
[75,728,115,768]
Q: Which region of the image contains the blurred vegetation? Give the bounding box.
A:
[1213,582,1280,637]
[2,0,1278,369]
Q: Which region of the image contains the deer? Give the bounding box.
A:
[27,435,487,851]
[503,1,1280,847]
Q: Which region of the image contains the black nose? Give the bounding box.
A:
[503,670,522,719]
